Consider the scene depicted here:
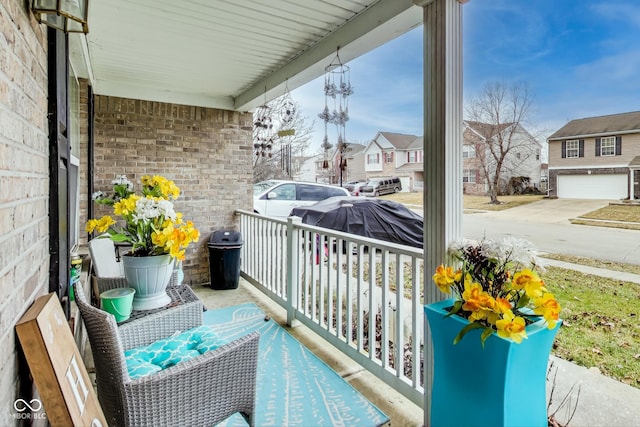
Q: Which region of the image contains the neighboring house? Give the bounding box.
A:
[363,132,423,191]
[295,155,321,182]
[548,111,640,199]
[463,121,543,195]
[314,143,367,185]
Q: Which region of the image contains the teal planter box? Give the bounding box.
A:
[425,299,561,427]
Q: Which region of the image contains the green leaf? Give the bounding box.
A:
[453,322,484,345]
[445,300,464,318]
[480,328,495,348]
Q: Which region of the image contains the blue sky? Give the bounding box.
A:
[292,0,640,155]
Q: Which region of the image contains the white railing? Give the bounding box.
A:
[237,209,425,407]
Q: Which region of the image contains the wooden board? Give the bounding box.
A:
[16,293,106,427]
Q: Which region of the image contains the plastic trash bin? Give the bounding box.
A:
[208,230,243,289]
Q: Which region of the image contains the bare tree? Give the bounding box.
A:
[253,95,314,182]
[465,81,542,204]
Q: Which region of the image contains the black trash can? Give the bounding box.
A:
[208,230,243,289]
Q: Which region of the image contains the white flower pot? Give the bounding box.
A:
[122,254,175,310]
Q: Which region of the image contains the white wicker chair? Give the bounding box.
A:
[75,282,259,426]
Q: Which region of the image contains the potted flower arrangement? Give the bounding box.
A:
[87,175,200,309]
[424,237,562,427]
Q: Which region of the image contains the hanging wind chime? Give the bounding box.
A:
[254,91,274,157]
[319,49,353,171]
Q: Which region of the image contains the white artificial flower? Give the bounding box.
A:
[91,191,107,201]
[112,174,134,190]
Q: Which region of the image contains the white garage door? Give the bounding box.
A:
[557,174,627,199]
[399,177,410,192]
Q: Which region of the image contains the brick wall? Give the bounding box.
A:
[0,0,50,422]
[90,96,254,285]
[78,79,90,246]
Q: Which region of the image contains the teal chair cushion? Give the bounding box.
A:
[124,326,229,379]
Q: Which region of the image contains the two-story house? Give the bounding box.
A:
[463,121,543,195]
[547,111,640,199]
[310,143,366,185]
[363,132,423,191]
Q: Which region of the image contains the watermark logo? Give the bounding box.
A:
[11,399,47,420]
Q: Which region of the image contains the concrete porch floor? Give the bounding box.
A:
[192,278,424,426]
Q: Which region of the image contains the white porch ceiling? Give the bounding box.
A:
[71,0,422,112]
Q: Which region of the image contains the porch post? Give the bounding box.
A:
[415,0,465,425]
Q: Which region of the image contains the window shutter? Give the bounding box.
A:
[595,138,601,156]
[579,140,584,157]
[475,169,480,183]
[561,141,566,158]
[616,136,622,155]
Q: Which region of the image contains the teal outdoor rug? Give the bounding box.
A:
[207,303,389,427]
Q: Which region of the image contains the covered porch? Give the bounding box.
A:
[3,0,465,424]
[190,277,423,425]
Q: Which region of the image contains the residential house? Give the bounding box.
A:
[363,132,424,191]
[2,0,466,425]
[547,111,640,199]
[293,155,320,182]
[313,143,366,185]
[463,121,543,195]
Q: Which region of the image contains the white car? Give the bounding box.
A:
[253,180,349,219]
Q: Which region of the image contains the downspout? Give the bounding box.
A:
[87,85,94,239]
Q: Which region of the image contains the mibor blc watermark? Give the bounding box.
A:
[12,398,47,421]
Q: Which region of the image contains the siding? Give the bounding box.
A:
[0,0,50,422]
[91,96,253,285]
[548,133,640,168]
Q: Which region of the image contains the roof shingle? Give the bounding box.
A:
[548,111,640,140]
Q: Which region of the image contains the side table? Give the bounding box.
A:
[116,285,205,348]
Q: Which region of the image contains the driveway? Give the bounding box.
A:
[474,198,613,224]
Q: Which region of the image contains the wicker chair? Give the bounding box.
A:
[75,283,259,426]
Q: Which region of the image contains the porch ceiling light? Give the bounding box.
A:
[32,0,89,34]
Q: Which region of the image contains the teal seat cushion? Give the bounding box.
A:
[124,325,229,379]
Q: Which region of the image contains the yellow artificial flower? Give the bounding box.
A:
[496,311,528,343]
[462,282,496,322]
[113,195,139,216]
[511,268,545,298]
[432,264,461,294]
[533,292,561,329]
[85,216,115,233]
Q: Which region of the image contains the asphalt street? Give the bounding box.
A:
[461,198,640,266]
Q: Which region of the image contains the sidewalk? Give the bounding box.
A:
[542,258,640,427]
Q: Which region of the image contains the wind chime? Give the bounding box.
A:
[318,49,353,171]
[253,100,274,157]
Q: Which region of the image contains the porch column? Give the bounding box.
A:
[415,0,465,425]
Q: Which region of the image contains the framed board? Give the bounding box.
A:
[16,293,106,427]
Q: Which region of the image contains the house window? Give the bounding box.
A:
[385,152,393,163]
[463,169,476,183]
[516,152,521,159]
[463,145,476,158]
[408,151,417,163]
[367,153,380,164]
[565,140,579,158]
[600,136,615,156]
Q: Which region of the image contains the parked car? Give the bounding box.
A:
[360,177,402,197]
[342,181,367,196]
[253,180,349,219]
[290,196,423,248]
